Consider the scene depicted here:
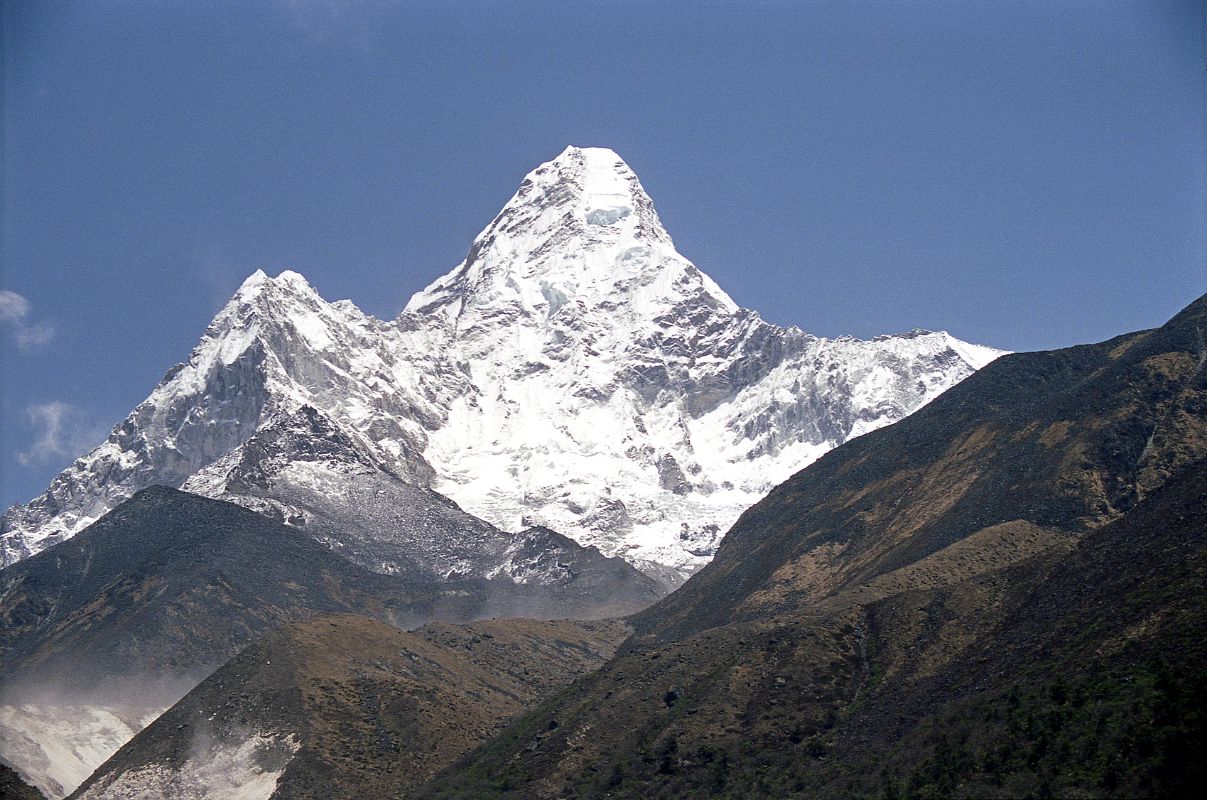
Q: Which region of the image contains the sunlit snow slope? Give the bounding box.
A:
[1,147,1003,582]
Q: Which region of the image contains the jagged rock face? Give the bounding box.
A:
[1,146,1002,580]
[180,406,506,581]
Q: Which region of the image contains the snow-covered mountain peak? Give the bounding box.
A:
[404,146,737,346]
[2,147,1007,582]
[500,144,671,249]
[386,148,1006,580]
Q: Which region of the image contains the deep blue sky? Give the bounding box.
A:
[2,0,1204,509]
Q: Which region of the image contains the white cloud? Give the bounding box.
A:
[16,320,56,349]
[15,402,106,467]
[0,289,55,350]
[0,290,31,323]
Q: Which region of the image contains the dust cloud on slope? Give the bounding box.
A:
[0,672,201,799]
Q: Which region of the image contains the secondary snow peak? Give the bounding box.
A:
[230,269,320,312]
[239,268,270,289]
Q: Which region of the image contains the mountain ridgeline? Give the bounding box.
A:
[1,147,1001,583]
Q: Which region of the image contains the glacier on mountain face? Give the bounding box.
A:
[1,146,1004,583]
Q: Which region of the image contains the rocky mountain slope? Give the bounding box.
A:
[1,146,1001,582]
[0,764,43,800]
[0,487,658,798]
[71,615,631,800]
[410,292,1207,798]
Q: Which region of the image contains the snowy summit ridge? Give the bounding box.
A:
[1,146,1004,582]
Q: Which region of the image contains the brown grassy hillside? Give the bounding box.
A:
[416,293,1207,799]
[72,615,630,799]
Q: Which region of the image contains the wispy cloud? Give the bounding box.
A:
[0,289,56,351]
[16,320,56,349]
[15,402,107,467]
[280,0,391,46]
